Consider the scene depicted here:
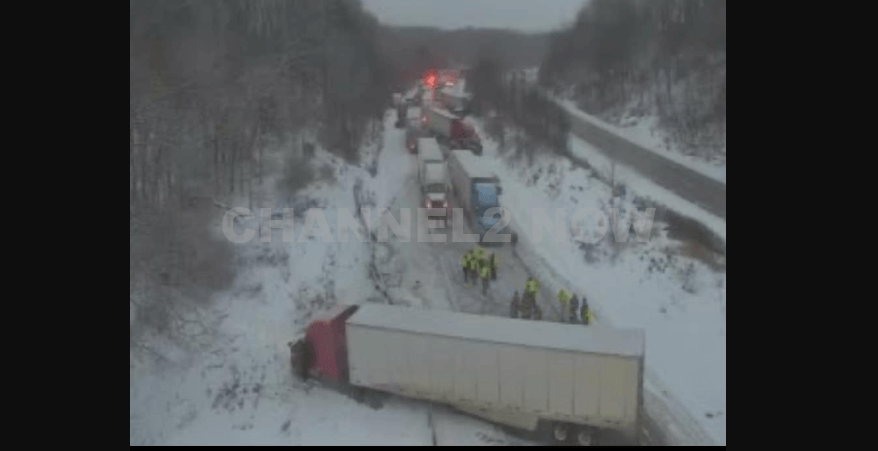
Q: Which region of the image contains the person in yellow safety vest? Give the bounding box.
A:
[521,278,539,320]
[461,251,472,284]
[472,246,486,264]
[557,289,572,323]
[524,278,540,299]
[479,263,490,295]
[466,254,479,287]
[489,253,498,280]
[580,296,593,325]
[520,291,533,319]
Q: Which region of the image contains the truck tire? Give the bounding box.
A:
[552,423,570,444]
[575,426,595,446]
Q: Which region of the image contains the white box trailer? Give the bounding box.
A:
[439,87,469,113]
[417,138,444,179]
[344,303,645,444]
[447,150,498,213]
[417,138,450,219]
[447,149,516,242]
[424,105,456,137]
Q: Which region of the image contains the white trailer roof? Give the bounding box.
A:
[427,105,458,120]
[418,138,443,161]
[348,303,645,358]
[441,86,469,100]
[424,162,447,182]
[449,150,497,180]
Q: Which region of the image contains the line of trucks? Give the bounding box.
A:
[284,77,646,446]
[289,302,645,446]
[395,76,517,243]
[415,138,515,243]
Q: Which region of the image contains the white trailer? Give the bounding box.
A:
[447,150,498,213]
[424,106,482,153]
[424,106,456,138]
[417,138,450,221]
[344,303,645,445]
[439,87,470,113]
[417,138,444,181]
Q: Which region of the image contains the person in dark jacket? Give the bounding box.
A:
[569,294,580,323]
[510,291,520,318]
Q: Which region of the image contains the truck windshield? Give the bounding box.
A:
[426,183,445,193]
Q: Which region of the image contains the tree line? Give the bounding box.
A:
[539,0,726,156]
[130,0,389,340]
[467,57,570,158]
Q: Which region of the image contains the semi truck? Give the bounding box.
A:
[422,106,482,154]
[447,149,516,244]
[438,87,470,115]
[288,302,645,446]
[417,138,450,223]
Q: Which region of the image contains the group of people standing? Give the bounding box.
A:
[512,281,592,325]
[460,246,498,295]
[460,247,593,325]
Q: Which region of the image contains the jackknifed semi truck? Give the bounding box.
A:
[422,106,482,154]
[288,303,645,446]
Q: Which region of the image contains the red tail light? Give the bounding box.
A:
[424,199,431,208]
[442,200,448,209]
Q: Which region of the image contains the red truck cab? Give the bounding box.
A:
[289,304,359,383]
[451,121,482,154]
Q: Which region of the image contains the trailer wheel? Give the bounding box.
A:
[575,426,595,446]
[552,423,570,444]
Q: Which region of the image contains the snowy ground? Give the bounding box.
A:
[553,97,727,184]
[130,112,533,446]
[461,117,726,445]
[567,134,726,243]
[130,101,725,445]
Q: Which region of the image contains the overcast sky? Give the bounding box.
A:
[360,0,588,33]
